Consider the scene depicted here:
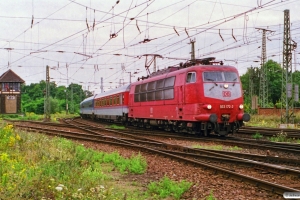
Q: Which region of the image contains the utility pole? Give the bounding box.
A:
[255,28,274,108]
[100,77,103,93]
[249,67,259,110]
[71,84,74,114]
[281,9,296,124]
[66,64,69,114]
[189,39,196,61]
[44,65,51,121]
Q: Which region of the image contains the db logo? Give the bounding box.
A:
[222,91,231,97]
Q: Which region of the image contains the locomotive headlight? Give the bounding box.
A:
[224,84,229,89]
[203,104,212,109]
[239,104,244,109]
[207,104,212,109]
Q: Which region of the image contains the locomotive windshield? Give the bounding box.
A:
[203,71,238,82]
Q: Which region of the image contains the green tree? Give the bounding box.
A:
[21,81,89,115]
[265,60,282,105]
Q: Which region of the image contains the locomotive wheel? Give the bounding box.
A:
[172,126,179,133]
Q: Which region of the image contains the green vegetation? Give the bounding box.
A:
[206,190,217,200]
[147,176,192,199]
[241,60,300,114]
[192,144,242,151]
[21,81,92,115]
[246,114,281,127]
[1,112,78,123]
[107,124,126,130]
[252,132,263,139]
[0,122,192,199]
[268,131,291,142]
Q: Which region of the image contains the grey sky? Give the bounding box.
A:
[0,0,299,93]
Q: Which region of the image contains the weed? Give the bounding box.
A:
[192,144,223,151]
[269,131,290,142]
[0,124,150,199]
[229,146,242,151]
[147,176,192,199]
[107,124,125,130]
[252,132,263,139]
[206,190,217,200]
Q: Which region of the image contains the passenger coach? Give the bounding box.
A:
[92,84,130,122]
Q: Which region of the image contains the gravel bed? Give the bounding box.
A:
[77,140,283,200]
[15,120,288,199]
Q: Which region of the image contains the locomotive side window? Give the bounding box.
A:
[134,94,140,102]
[147,91,155,101]
[164,88,174,99]
[140,93,147,101]
[135,85,140,93]
[148,81,156,90]
[164,77,175,87]
[186,72,196,83]
[134,76,175,102]
[141,83,147,92]
[155,90,164,100]
[156,79,165,89]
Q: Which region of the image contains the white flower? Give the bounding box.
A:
[55,186,63,191]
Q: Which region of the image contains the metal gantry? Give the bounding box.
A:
[281,9,294,124]
[255,28,274,108]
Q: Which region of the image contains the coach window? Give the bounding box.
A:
[116,95,120,105]
[186,72,196,83]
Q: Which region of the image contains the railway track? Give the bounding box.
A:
[7,119,300,196]
[240,126,300,139]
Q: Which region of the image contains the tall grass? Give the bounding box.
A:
[0,122,193,199]
[147,176,192,199]
[1,112,79,122]
[0,123,148,199]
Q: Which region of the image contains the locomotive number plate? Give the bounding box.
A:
[220,105,234,109]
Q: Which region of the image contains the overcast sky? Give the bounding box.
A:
[0,0,300,93]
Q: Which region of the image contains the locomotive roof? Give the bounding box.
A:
[94,84,131,98]
[132,64,237,85]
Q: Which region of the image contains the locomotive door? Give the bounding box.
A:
[177,73,185,118]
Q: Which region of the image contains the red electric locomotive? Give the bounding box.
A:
[128,58,250,136]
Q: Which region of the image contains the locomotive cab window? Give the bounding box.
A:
[203,72,223,82]
[186,72,196,83]
[224,72,238,82]
[203,71,238,82]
